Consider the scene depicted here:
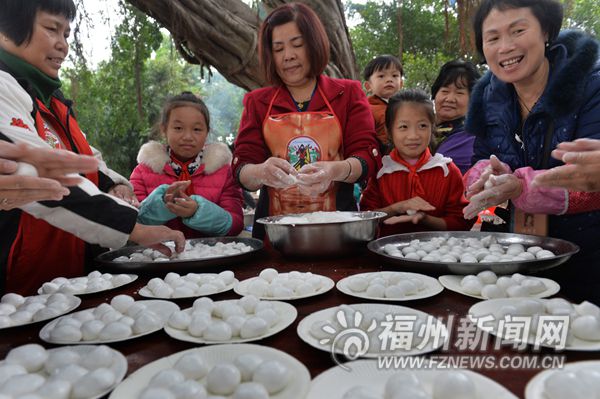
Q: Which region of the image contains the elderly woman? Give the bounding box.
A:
[0,0,184,294]
[430,60,481,174]
[463,0,600,303]
[232,2,381,239]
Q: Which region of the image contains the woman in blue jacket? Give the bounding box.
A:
[463,0,600,303]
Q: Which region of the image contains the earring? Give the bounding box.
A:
[545,41,549,48]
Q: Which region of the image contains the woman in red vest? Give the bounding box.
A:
[232,2,381,239]
[0,0,184,295]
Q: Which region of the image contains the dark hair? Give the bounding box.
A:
[431,60,481,98]
[159,92,210,132]
[385,89,436,143]
[0,0,76,46]
[362,55,404,81]
[473,0,563,59]
[259,2,330,86]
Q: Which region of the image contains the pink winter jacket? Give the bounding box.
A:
[130,141,244,238]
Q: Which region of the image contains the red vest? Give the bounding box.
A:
[6,98,99,295]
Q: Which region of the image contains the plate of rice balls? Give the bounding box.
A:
[368,232,578,275]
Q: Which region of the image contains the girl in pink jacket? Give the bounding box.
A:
[130,92,243,238]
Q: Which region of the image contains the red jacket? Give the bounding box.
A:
[130,141,243,237]
[367,94,390,149]
[232,75,381,182]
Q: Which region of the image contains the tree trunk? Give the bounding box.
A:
[457,0,467,55]
[443,0,449,43]
[134,40,144,121]
[466,0,480,57]
[395,0,403,64]
[125,0,358,91]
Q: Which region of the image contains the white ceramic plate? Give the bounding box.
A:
[39,300,179,344]
[164,300,297,344]
[297,303,448,358]
[525,360,600,399]
[468,298,600,351]
[0,345,127,399]
[109,344,311,399]
[308,359,518,399]
[336,271,444,301]
[37,274,138,296]
[439,275,560,300]
[234,274,335,300]
[138,277,238,299]
[0,294,81,330]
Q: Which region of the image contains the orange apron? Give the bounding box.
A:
[263,86,343,215]
[6,99,98,295]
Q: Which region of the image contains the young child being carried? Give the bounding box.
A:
[360,89,474,237]
[363,55,404,154]
[130,92,243,238]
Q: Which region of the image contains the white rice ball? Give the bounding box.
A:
[233,382,269,399]
[481,285,506,299]
[98,321,132,340]
[252,360,290,394]
[206,363,241,396]
[148,369,185,389]
[234,353,264,382]
[173,353,209,380]
[432,371,477,399]
[240,317,269,339]
[71,368,116,399]
[5,344,47,373]
[258,268,278,282]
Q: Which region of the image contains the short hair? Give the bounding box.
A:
[473,0,563,59]
[431,60,481,99]
[159,92,210,132]
[362,55,404,81]
[258,2,330,86]
[0,0,76,46]
[385,89,436,143]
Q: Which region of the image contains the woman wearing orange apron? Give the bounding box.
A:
[232,2,381,239]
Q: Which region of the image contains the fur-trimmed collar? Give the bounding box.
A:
[467,30,600,136]
[136,141,232,175]
[377,152,452,179]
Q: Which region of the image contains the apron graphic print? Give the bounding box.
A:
[288,136,321,171]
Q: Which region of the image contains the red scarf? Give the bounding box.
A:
[389,148,432,198]
[169,154,196,196]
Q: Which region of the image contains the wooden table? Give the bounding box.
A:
[1,247,598,398]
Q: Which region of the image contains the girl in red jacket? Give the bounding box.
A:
[130,92,244,238]
[360,89,474,237]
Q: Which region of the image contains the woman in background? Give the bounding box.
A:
[430,60,480,174]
